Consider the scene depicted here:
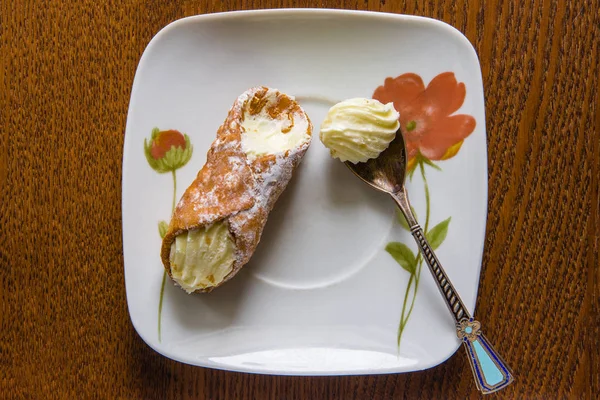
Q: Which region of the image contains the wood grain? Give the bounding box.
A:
[1,0,598,398]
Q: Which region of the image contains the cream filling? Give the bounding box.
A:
[319,98,400,163]
[169,221,235,293]
[240,91,310,160]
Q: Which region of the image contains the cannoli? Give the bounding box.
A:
[161,87,312,293]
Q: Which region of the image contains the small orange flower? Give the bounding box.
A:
[144,127,192,173]
[150,130,187,160]
[373,72,476,169]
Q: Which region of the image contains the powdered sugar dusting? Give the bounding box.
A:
[227,88,312,268]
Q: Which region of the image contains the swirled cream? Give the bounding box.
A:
[169,221,235,293]
[319,98,399,163]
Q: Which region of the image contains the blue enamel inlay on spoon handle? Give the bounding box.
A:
[464,333,514,392]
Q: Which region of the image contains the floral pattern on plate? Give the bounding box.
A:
[374,72,476,349]
[144,127,193,342]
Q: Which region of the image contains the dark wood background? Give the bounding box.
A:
[1,0,598,399]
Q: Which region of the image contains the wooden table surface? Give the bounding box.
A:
[2,0,598,399]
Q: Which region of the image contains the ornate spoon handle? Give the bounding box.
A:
[393,189,514,394]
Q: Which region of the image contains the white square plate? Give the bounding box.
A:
[123,9,487,375]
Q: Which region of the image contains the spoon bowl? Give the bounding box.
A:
[344,131,407,194]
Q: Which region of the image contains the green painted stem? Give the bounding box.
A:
[403,262,422,330]
[404,162,430,321]
[158,170,178,342]
[415,253,422,283]
[420,161,431,233]
[397,161,432,350]
[158,271,166,342]
[397,273,415,347]
[171,170,177,214]
[400,271,418,330]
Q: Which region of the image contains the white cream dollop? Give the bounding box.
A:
[169,221,235,293]
[319,98,400,163]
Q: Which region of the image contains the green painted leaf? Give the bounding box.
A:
[385,242,417,274]
[396,206,418,231]
[426,217,451,250]
[158,220,168,239]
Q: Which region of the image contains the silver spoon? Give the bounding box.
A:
[345,132,514,394]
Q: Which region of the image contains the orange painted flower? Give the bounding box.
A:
[373,72,476,171]
[150,129,187,160]
[144,127,193,173]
